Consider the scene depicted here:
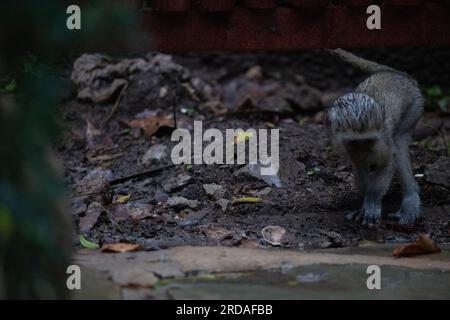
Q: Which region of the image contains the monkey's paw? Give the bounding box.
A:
[346,207,381,229]
[388,193,421,225]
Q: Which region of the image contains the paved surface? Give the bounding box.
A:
[72,245,450,300]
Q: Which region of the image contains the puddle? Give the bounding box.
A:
[162,264,450,300]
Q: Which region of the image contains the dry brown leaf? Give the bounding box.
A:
[102,242,141,253]
[127,116,173,137]
[203,226,235,241]
[393,234,441,258]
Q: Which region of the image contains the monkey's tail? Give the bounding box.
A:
[327,48,399,74]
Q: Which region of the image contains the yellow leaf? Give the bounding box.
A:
[232,197,262,204]
[234,131,253,144]
[113,195,131,204]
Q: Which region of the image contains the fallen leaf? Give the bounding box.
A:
[393,234,441,258]
[232,197,262,204]
[203,226,235,241]
[127,115,173,137]
[261,225,287,246]
[102,242,141,253]
[79,234,99,249]
[113,194,131,204]
[79,201,103,233]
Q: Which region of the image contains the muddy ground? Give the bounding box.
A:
[59,51,450,251]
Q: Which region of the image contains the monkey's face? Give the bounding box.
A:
[343,135,391,167]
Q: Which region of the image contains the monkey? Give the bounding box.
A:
[326,49,424,228]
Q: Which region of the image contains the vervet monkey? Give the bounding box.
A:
[326,49,424,228]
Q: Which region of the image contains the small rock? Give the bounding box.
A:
[234,164,282,188]
[167,196,199,210]
[162,174,192,193]
[203,226,235,242]
[216,199,230,212]
[140,144,168,165]
[203,183,226,199]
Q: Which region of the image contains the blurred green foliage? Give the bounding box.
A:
[424,85,450,112]
[0,0,142,299]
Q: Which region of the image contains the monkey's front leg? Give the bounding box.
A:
[348,161,395,228]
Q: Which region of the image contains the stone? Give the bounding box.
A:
[234,164,282,188]
[216,199,230,212]
[203,183,226,199]
[167,196,200,210]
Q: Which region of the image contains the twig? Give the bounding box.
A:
[109,164,175,186]
[69,165,176,199]
[102,82,128,128]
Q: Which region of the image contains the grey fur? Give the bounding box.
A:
[327,48,398,74]
[326,49,424,228]
[328,93,385,133]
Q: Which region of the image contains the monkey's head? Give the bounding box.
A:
[326,92,385,135]
[326,92,388,160]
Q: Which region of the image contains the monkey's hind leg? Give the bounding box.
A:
[389,134,421,225]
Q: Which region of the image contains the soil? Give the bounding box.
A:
[58,51,450,252]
